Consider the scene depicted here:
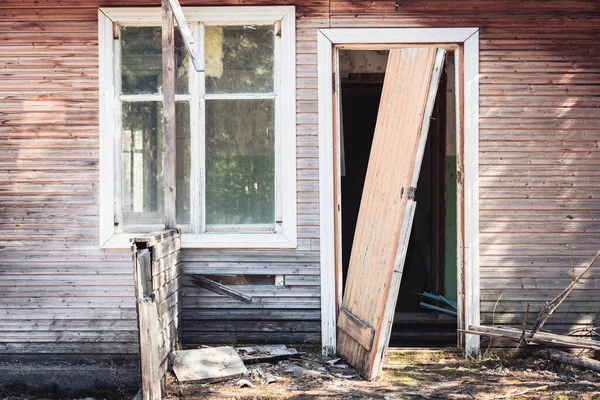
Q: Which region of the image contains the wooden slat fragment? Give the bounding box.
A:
[165,0,202,72]
[190,275,253,304]
[170,347,247,382]
[237,344,298,363]
[463,325,600,351]
[137,300,162,399]
[162,0,177,230]
[337,307,375,351]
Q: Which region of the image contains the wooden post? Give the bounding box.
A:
[162,0,176,229]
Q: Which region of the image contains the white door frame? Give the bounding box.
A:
[317,28,480,356]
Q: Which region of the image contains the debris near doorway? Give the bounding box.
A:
[461,248,600,373]
[462,325,600,352]
[170,347,247,383]
[164,346,362,398]
[163,348,600,399]
[169,345,299,384]
[237,344,298,364]
[418,291,458,316]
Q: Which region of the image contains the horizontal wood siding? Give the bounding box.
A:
[0,0,324,359]
[326,0,600,335]
[1,0,599,359]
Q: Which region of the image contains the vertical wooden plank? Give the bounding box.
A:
[337,48,444,380]
[98,10,116,247]
[136,249,152,299]
[138,301,162,399]
[462,31,480,356]
[317,31,337,356]
[162,0,176,229]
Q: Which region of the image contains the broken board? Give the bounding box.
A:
[337,47,446,380]
[237,344,298,363]
[170,347,247,382]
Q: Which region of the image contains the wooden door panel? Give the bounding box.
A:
[337,47,446,380]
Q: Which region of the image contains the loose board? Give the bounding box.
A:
[337,47,446,380]
[170,347,247,382]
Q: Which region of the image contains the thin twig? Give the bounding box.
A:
[517,303,530,349]
[483,292,504,357]
[496,385,550,399]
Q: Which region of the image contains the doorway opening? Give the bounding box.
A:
[338,49,458,347]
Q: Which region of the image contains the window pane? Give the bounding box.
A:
[176,102,190,226]
[205,25,274,94]
[121,102,164,228]
[205,99,275,227]
[121,27,189,95]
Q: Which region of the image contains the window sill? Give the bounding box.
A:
[100,232,297,249]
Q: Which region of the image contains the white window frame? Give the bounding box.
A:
[98,6,297,249]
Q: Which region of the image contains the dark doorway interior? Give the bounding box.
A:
[340,50,457,347]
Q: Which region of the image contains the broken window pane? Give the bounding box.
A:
[205,25,274,94]
[205,99,275,227]
[121,27,189,95]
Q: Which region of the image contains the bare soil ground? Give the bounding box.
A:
[165,348,600,400]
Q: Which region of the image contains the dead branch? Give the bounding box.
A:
[529,248,600,337]
[538,348,600,373]
[569,310,600,337]
[517,303,530,349]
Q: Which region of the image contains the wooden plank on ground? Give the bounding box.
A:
[236,344,298,363]
[170,347,247,382]
[337,47,445,380]
[463,325,600,351]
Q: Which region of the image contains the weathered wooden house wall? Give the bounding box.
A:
[1,0,599,360]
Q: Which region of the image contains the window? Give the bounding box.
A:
[99,7,296,248]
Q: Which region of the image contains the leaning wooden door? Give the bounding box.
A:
[337,47,446,380]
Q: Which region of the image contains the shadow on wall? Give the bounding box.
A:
[477,38,600,336]
[0,13,139,362]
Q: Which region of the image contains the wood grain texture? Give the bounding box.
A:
[133,229,182,400]
[1,0,600,359]
[162,0,176,230]
[337,48,439,380]
[0,0,322,358]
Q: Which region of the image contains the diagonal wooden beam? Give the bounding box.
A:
[166,0,203,72]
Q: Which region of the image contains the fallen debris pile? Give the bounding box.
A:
[170,345,314,384]
[462,325,600,352]
[167,345,360,392]
[163,348,600,400]
[460,247,600,375]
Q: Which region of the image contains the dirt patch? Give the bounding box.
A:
[164,347,600,399]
